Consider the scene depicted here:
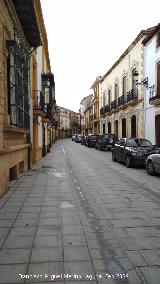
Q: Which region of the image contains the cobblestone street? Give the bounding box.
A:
[0,139,160,284]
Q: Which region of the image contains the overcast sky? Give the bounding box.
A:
[41,0,160,112]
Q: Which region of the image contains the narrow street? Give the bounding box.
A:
[0,139,160,284]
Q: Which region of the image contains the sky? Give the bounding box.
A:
[41,0,160,112]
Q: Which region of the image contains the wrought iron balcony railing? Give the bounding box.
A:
[149,84,160,104]
[127,89,138,102]
[111,100,118,110]
[100,105,110,115]
[33,90,45,112]
[118,94,126,106]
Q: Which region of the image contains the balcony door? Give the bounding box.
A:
[115,84,118,106]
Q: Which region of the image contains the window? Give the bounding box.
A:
[157,61,160,96]
[122,76,127,96]
[132,69,137,91]
[7,40,29,128]
[115,84,118,103]
[108,90,111,107]
[103,92,106,107]
[119,138,126,146]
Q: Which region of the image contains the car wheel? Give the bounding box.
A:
[125,155,133,168]
[147,160,155,175]
[112,152,117,162]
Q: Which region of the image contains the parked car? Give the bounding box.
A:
[85,134,99,147]
[80,135,86,145]
[112,138,158,168]
[96,134,116,151]
[75,134,82,143]
[72,134,76,141]
[146,153,160,175]
[94,135,103,149]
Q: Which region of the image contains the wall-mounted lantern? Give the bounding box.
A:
[133,70,148,89]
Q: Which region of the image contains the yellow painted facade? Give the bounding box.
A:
[90,79,101,134]
[0,0,38,196]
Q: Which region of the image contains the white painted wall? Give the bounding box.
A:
[144,35,160,144]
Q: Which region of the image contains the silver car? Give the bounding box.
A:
[146,154,160,175]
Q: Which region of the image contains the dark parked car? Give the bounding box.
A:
[94,135,103,149]
[112,138,158,168]
[80,135,86,145]
[85,135,99,147]
[146,153,160,175]
[75,134,82,143]
[96,134,116,151]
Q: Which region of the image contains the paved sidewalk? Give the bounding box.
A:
[0,140,160,284]
[0,142,105,284]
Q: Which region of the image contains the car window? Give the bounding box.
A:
[119,139,126,146]
[138,139,152,147]
[126,139,139,147]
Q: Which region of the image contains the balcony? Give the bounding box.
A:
[127,89,138,103]
[111,100,118,110]
[118,95,126,107]
[100,105,110,116]
[149,84,160,105]
[33,90,45,112]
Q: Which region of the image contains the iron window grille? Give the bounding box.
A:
[42,73,55,121]
[6,40,30,129]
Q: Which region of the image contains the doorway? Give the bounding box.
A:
[122,118,126,138]
[114,120,118,139]
[131,115,136,138]
[108,122,111,134]
[103,123,105,134]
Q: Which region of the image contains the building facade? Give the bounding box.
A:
[100,28,153,139]
[56,106,80,139]
[32,0,56,162]
[143,24,160,146]
[80,95,93,135]
[0,0,41,196]
[90,77,101,134]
